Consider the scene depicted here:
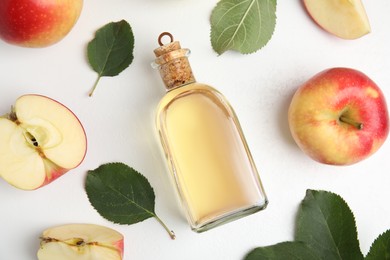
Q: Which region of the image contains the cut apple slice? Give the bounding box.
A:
[37,224,124,260]
[303,0,371,39]
[0,94,87,190]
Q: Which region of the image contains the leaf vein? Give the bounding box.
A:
[224,0,257,50]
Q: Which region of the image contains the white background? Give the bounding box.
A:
[0,1,389,259]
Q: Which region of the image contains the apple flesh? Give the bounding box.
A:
[37,224,124,260]
[288,67,389,165]
[303,0,371,39]
[0,94,87,190]
[0,0,83,47]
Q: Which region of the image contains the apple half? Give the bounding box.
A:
[303,0,371,39]
[38,224,124,260]
[0,94,87,190]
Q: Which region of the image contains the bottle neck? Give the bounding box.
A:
[157,55,196,90]
[153,38,196,90]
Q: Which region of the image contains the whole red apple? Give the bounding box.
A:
[0,0,83,48]
[288,67,389,165]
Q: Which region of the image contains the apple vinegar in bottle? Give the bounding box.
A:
[153,33,268,232]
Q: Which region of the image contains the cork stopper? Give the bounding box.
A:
[153,32,195,90]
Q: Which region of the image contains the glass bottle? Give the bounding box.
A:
[153,32,268,233]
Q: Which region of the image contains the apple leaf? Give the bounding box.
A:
[246,190,390,260]
[87,20,134,96]
[210,0,277,55]
[296,190,364,260]
[85,162,175,239]
[245,241,321,260]
[366,230,390,260]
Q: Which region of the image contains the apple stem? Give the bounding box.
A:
[339,115,363,130]
[89,75,102,97]
[8,106,18,122]
[154,215,176,240]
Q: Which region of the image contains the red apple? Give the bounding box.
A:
[38,224,124,259]
[0,94,87,190]
[0,0,83,48]
[288,67,389,165]
[303,0,371,39]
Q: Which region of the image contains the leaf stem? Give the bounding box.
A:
[154,215,176,240]
[89,75,102,97]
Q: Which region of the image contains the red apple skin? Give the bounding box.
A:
[38,158,81,189]
[0,0,83,47]
[288,68,389,165]
[39,164,69,189]
[114,239,124,259]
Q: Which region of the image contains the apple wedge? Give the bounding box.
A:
[38,224,124,260]
[303,0,371,39]
[0,94,87,190]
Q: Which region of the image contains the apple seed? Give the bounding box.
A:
[24,132,40,147]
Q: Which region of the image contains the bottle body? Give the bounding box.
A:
[156,83,268,232]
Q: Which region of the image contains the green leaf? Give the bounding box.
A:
[87,20,134,96]
[85,162,175,239]
[210,0,277,55]
[366,230,390,260]
[246,189,390,259]
[245,241,321,260]
[296,190,364,260]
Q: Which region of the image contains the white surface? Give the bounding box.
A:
[0,1,389,259]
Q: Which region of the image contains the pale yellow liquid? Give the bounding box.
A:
[156,83,267,231]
